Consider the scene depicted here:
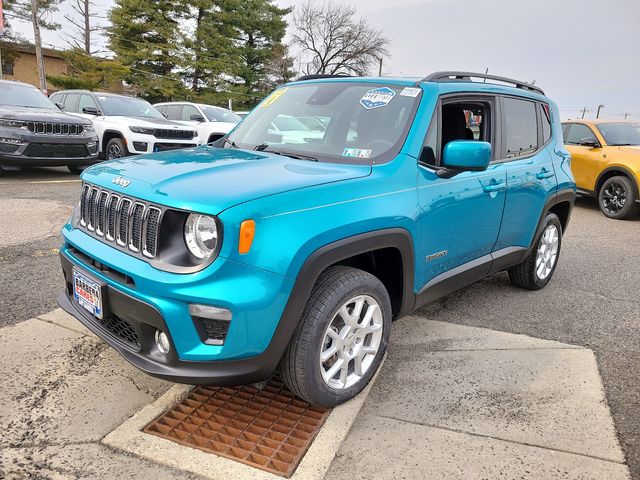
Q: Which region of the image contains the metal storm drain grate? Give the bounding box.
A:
[144,378,331,477]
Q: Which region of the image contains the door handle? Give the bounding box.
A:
[536,169,555,179]
[484,183,506,193]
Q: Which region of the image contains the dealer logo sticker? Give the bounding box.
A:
[360,87,396,109]
[112,176,131,188]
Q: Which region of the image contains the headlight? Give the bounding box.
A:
[84,124,95,132]
[129,126,156,135]
[0,118,25,128]
[184,214,218,259]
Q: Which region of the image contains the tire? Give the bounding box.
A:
[598,176,639,220]
[508,213,562,290]
[67,165,87,175]
[280,265,392,407]
[105,137,129,160]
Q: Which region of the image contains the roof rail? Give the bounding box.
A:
[295,74,352,82]
[420,71,544,95]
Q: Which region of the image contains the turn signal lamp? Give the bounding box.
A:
[239,220,256,254]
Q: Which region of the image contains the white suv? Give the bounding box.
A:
[50,91,199,159]
[154,102,241,144]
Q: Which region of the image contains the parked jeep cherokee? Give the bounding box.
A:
[58,72,575,406]
[0,80,99,175]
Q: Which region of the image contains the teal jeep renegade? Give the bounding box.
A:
[58,72,576,406]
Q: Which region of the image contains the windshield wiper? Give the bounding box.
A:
[222,137,239,149]
[253,144,318,161]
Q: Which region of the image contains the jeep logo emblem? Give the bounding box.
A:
[112,176,131,188]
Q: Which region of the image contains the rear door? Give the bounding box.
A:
[493,96,557,252]
[564,122,602,191]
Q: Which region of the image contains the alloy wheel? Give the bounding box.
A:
[536,224,559,280]
[601,181,627,215]
[107,143,122,159]
[319,295,383,390]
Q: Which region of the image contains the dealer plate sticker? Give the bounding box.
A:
[360,87,396,109]
[73,269,103,319]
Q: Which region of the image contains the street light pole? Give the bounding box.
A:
[596,104,605,119]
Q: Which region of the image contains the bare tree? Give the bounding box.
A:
[6,0,61,91]
[292,0,389,76]
[63,0,103,54]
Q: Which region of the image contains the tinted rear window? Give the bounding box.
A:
[503,97,538,158]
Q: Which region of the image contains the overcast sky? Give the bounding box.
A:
[11,0,640,120]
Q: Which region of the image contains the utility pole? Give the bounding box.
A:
[624,113,630,120]
[580,107,587,119]
[378,57,383,76]
[30,0,48,93]
[596,104,605,119]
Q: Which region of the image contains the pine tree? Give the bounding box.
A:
[107,0,186,101]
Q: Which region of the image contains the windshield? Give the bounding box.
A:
[597,123,640,146]
[96,95,164,118]
[226,82,421,163]
[201,106,241,123]
[0,83,56,110]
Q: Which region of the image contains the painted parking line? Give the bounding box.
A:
[0,179,82,185]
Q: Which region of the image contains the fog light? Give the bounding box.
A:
[155,330,171,354]
[0,137,22,144]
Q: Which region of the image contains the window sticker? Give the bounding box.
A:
[359,87,396,109]
[400,87,421,97]
[343,148,372,158]
[260,87,288,108]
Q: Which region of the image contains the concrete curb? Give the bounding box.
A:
[103,361,382,480]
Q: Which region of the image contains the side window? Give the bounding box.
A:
[440,100,492,156]
[50,93,65,107]
[182,105,201,121]
[565,124,596,145]
[78,94,98,113]
[561,123,570,140]
[64,93,80,113]
[502,97,538,159]
[156,105,166,116]
[540,103,552,143]
[165,105,182,121]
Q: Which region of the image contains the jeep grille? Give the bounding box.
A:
[26,121,84,135]
[79,184,162,258]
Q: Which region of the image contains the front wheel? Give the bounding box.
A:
[105,137,129,160]
[280,266,391,407]
[67,165,88,175]
[598,176,639,220]
[509,213,562,290]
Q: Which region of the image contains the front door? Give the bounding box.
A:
[416,96,506,289]
[564,122,603,191]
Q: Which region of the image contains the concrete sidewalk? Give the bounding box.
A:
[0,309,630,479]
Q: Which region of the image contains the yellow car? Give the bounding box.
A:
[562,120,640,219]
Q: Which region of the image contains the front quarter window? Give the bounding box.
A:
[227,82,421,164]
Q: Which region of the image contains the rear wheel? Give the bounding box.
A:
[509,213,562,290]
[598,176,639,219]
[105,137,129,160]
[280,266,391,407]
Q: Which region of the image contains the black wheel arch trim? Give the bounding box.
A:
[595,166,639,197]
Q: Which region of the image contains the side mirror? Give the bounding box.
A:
[55,102,64,111]
[82,106,99,115]
[190,114,206,122]
[578,137,601,148]
[442,140,492,173]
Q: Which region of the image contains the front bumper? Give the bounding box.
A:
[0,133,100,167]
[125,132,199,154]
[58,228,297,386]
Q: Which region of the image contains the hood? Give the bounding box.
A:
[104,116,194,129]
[0,105,90,124]
[82,146,371,214]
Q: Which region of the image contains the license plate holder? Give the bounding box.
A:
[73,268,103,319]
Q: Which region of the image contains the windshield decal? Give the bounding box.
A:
[359,87,396,109]
[400,87,421,97]
[343,148,372,158]
[260,87,288,108]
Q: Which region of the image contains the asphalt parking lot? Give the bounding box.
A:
[1,166,639,478]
